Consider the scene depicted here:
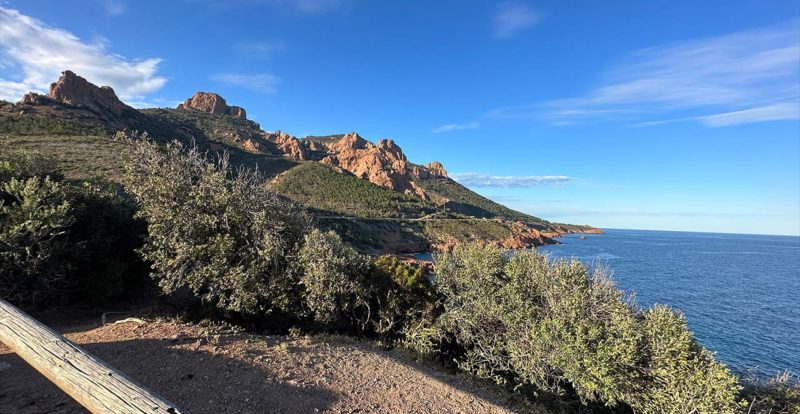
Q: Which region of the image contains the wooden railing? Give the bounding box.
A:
[0,299,187,414]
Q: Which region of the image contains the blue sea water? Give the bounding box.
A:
[538,228,800,379]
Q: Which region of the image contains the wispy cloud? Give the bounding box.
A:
[697,102,800,127]
[0,6,166,101]
[96,0,126,16]
[540,21,800,127]
[451,173,577,188]
[493,1,540,39]
[432,121,479,133]
[211,73,282,93]
[235,41,287,58]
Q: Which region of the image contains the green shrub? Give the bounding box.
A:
[370,255,436,337]
[634,305,741,413]
[298,229,372,325]
[419,243,741,413]
[297,233,436,336]
[0,148,63,181]
[0,174,73,306]
[0,150,144,307]
[66,180,148,303]
[120,134,312,315]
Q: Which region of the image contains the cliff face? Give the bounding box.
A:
[317,132,447,200]
[177,92,247,120]
[47,70,130,117]
[9,70,140,130]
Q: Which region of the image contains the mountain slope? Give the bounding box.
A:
[0,70,599,252]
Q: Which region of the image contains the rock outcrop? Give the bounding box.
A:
[177,92,247,120]
[423,161,448,178]
[264,131,307,161]
[319,132,436,199]
[47,70,130,117]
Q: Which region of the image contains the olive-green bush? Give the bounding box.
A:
[298,231,437,335]
[0,150,145,307]
[298,229,372,325]
[0,174,73,306]
[370,255,436,337]
[417,244,741,413]
[121,134,312,315]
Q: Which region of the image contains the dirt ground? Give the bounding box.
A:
[0,315,542,414]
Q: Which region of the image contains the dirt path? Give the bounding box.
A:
[0,318,540,414]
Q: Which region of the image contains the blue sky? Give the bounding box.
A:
[1,0,798,235]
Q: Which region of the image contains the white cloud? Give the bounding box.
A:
[211,73,282,93]
[432,121,479,133]
[451,173,576,188]
[543,20,800,127]
[0,6,166,101]
[493,2,539,39]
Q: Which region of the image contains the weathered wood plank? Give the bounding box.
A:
[0,299,186,414]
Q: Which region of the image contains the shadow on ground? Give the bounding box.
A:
[0,336,338,414]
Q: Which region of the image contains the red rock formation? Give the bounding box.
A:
[47,70,129,116]
[177,92,247,119]
[319,132,429,199]
[500,221,555,249]
[424,161,448,178]
[243,139,261,153]
[264,131,307,161]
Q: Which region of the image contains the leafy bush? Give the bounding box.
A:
[634,305,741,413]
[0,148,63,181]
[0,150,145,307]
[298,229,372,325]
[66,180,148,303]
[298,232,436,336]
[0,174,73,306]
[415,244,741,413]
[370,255,436,337]
[121,134,312,316]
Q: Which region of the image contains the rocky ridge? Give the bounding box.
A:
[317,132,447,199]
[3,70,601,253]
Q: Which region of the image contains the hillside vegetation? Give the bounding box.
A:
[270,162,436,218]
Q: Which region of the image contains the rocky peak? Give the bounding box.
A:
[47,70,128,116]
[424,161,448,178]
[264,130,307,161]
[377,139,406,161]
[177,92,247,120]
[319,132,430,199]
[327,132,372,153]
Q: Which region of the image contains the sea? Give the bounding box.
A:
[538,228,800,379]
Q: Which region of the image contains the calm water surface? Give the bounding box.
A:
[538,229,800,378]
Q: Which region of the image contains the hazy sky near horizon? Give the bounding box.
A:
[1,0,799,235]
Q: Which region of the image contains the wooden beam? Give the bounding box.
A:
[0,299,186,414]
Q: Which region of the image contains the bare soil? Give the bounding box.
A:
[0,316,542,414]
